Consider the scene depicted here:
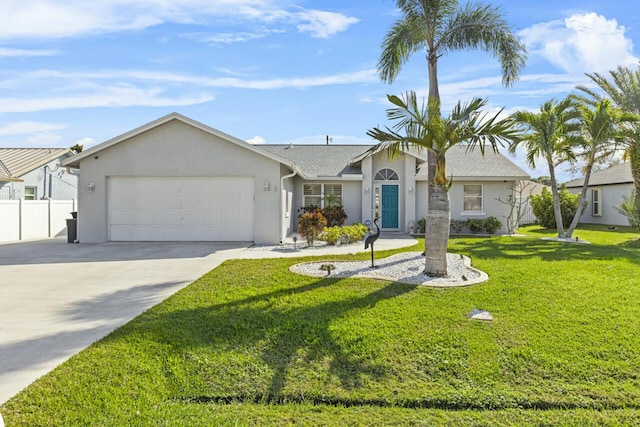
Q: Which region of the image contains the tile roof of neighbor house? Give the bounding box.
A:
[565,162,633,188]
[0,148,72,182]
[257,145,368,177]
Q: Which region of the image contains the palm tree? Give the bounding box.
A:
[565,99,636,238]
[509,98,581,238]
[377,0,526,261]
[576,64,640,205]
[368,91,519,276]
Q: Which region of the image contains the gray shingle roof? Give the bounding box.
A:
[565,162,633,188]
[0,148,71,182]
[256,144,528,180]
[416,145,529,180]
[257,145,368,177]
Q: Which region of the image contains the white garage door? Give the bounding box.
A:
[108,176,254,241]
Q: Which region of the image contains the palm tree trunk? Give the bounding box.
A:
[548,163,566,238]
[424,183,450,277]
[426,54,440,202]
[566,162,594,238]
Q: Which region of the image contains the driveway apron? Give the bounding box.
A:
[0,237,249,404]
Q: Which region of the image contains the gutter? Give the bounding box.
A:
[279,166,299,243]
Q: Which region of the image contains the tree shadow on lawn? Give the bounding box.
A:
[451,236,637,262]
[143,277,418,403]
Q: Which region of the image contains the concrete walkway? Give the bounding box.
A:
[0,233,417,405]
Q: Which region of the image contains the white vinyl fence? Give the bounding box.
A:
[0,199,76,243]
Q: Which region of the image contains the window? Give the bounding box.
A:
[303,183,342,208]
[24,186,37,200]
[374,168,399,181]
[463,184,483,212]
[591,188,602,216]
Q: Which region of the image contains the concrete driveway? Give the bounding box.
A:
[0,237,250,404]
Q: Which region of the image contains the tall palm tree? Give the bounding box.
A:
[510,98,581,238]
[368,91,519,276]
[377,0,526,263]
[576,64,640,205]
[565,99,636,238]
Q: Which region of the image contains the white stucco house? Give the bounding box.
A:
[61,113,529,244]
[0,148,78,201]
[565,162,634,226]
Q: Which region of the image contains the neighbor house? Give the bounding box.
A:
[565,162,633,226]
[0,148,78,200]
[61,113,529,244]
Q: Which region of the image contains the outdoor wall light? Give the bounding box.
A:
[365,186,370,193]
[88,182,95,192]
[408,186,414,193]
[264,181,271,192]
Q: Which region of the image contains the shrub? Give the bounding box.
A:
[617,192,640,230]
[450,219,466,234]
[319,223,369,245]
[416,217,426,234]
[322,205,348,227]
[298,210,327,246]
[483,216,502,234]
[530,186,580,229]
[466,218,485,234]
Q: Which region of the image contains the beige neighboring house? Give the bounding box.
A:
[62,112,529,244]
[565,162,633,226]
[0,148,78,200]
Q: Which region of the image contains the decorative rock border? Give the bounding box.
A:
[289,252,488,288]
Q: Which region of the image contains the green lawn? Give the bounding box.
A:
[2,227,640,426]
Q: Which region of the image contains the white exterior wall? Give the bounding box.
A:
[416,180,517,234]
[368,153,411,231]
[569,184,632,226]
[77,119,283,244]
[0,158,77,201]
[291,178,362,230]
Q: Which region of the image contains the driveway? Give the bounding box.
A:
[0,237,249,404]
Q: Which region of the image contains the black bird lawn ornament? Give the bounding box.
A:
[364,217,381,268]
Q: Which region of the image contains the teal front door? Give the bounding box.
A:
[381,185,399,229]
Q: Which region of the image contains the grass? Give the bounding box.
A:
[2,226,640,426]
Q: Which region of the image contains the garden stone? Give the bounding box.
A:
[467,309,493,321]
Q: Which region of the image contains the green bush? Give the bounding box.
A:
[450,219,466,234]
[322,205,348,227]
[298,210,327,246]
[319,223,369,245]
[416,217,426,234]
[530,186,580,229]
[483,216,502,234]
[466,218,485,234]
[617,192,640,230]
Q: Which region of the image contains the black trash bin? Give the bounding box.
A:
[66,218,77,243]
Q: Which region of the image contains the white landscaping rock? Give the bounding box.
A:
[467,309,494,321]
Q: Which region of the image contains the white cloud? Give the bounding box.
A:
[0,121,67,135]
[246,135,266,144]
[181,29,284,45]
[0,1,358,40]
[295,10,360,38]
[0,85,213,113]
[519,13,637,73]
[0,47,62,56]
[26,132,63,146]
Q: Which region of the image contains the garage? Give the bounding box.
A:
[108,176,254,241]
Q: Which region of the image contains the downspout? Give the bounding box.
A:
[279,166,298,244]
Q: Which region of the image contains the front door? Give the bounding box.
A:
[381,185,399,229]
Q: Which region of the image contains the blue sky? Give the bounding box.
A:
[0,0,638,182]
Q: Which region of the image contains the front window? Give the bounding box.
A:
[24,186,36,200]
[592,188,602,216]
[463,184,483,212]
[374,168,399,181]
[303,183,342,208]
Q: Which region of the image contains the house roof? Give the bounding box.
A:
[565,162,633,188]
[61,112,297,171]
[257,145,368,178]
[0,148,72,182]
[416,145,529,181]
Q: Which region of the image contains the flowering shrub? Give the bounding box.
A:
[319,223,369,245]
[298,210,327,246]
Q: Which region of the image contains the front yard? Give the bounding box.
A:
[2,226,640,426]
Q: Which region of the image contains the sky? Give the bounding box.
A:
[0,0,638,182]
